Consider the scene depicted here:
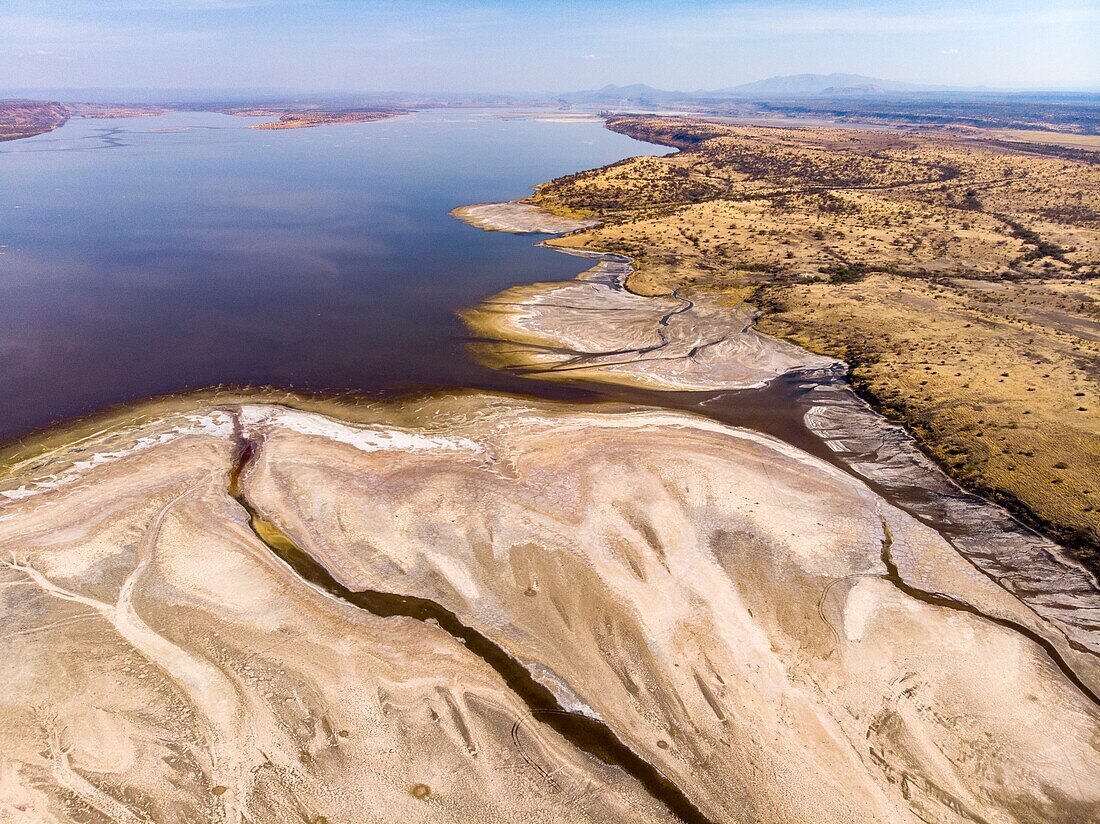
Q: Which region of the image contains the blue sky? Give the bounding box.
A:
[2,1,1098,92]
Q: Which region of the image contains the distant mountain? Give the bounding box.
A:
[709,73,932,97]
[561,74,954,106]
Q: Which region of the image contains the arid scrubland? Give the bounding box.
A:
[529,117,1100,562]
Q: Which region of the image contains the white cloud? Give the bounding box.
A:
[24,49,76,61]
[589,1,1100,42]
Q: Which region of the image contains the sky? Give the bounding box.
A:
[1,0,1098,93]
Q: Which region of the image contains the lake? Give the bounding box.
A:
[0,109,666,441]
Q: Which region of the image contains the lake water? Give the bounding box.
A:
[0,109,667,441]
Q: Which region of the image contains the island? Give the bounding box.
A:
[220,107,405,130]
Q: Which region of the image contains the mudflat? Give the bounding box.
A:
[459,245,834,391]
[2,395,1098,823]
[451,201,599,234]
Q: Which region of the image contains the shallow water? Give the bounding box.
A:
[0,108,667,441]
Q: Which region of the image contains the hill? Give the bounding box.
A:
[0,100,70,141]
[561,74,952,105]
[559,84,689,105]
[712,72,931,97]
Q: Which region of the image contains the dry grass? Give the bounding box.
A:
[532,116,1100,557]
[758,275,1099,553]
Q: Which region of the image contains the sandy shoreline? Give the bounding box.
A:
[463,246,836,392]
[5,173,1100,813]
[1,173,1097,821]
[453,200,834,391]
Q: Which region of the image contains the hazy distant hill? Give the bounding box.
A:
[561,74,950,105]
[712,73,933,97]
[559,84,691,105]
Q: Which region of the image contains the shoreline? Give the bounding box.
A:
[452,198,1100,649]
[2,164,1098,818]
[453,200,834,392]
[450,200,598,233]
[0,101,406,144]
[814,344,1100,568]
[462,245,834,391]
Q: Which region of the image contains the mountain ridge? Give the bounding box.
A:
[560,73,958,103]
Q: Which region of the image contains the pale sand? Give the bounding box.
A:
[462,248,835,391]
[451,201,598,234]
[453,199,1100,662]
[1,396,1097,823]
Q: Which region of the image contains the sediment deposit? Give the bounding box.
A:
[1,397,1098,823]
[801,372,1100,656]
[460,243,832,391]
[520,114,1100,559]
[451,201,598,234]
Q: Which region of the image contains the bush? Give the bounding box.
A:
[818,262,871,284]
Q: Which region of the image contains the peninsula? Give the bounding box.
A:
[0,100,70,141]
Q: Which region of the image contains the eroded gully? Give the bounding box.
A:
[226,421,718,824]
